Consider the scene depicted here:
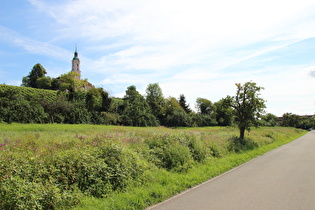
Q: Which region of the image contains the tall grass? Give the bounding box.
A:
[0,124,306,209]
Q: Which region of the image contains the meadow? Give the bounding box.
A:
[0,124,307,209]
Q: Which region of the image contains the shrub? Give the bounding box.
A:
[187,137,208,162]
[144,133,197,172]
[95,143,146,191]
[228,137,259,152]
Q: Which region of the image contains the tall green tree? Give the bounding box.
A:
[178,94,191,113]
[164,97,191,127]
[122,85,158,126]
[214,97,234,126]
[22,63,47,88]
[145,83,165,121]
[228,81,266,139]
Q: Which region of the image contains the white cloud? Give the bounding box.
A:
[305,66,315,78]
[0,25,70,60]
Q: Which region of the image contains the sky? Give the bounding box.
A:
[1,0,315,116]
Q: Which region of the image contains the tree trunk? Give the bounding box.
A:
[239,127,245,140]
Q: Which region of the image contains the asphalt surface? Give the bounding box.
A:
[148,131,315,210]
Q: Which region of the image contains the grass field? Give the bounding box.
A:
[0,124,307,209]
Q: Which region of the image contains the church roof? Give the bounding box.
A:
[73,51,79,60]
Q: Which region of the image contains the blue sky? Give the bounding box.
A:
[1,0,315,116]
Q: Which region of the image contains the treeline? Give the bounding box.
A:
[1,83,313,129]
[0,83,225,126]
[280,113,314,130]
[1,61,314,129]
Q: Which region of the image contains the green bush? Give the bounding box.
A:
[228,137,260,152]
[188,137,208,162]
[144,133,206,172]
[95,143,146,191]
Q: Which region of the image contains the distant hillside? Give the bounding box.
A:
[0,84,58,102]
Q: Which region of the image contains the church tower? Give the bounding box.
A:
[71,46,81,80]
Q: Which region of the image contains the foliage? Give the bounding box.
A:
[0,86,49,123]
[0,84,57,102]
[179,94,192,113]
[196,97,215,116]
[214,97,234,126]
[281,113,314,130]
[164,110,192,127]
[21,63,47,88]
[146,83,166,122]
[122,85,158,126]
[260,113,278,127]
[228,81,266,139]
[0,124,306,209]
[0,85,116,125]
[36,76,52,89]
[58,71,88,92]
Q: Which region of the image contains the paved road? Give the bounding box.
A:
[148,131,315,210]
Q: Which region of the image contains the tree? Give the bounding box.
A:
[122,85,158,126]
[280,113,314,129]
[281,113,299,127]
[196,98,215,116]
[36,76,52,89]
[145,83,165,121]
[22,63,47,88]
[58,71,88,92]
[228,81,266,139]
[86,87,102,112]
[260,113,278,126]
[179,94,191,113]
[194,98,217,126]
[164,97,191,127]
[214,97,234,126]
[165,97,184,114]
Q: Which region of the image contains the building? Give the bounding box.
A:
[71,47,81,80]
[70,47,94,90]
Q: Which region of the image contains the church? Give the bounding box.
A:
[71,47,81,80]
[70,48,93,89]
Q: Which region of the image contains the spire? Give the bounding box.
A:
[72,44,81,79]
[74,44,78,59]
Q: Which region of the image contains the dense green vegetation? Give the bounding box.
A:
[2,63,310,130]
[0,124,307,209]
[2,82,314,130]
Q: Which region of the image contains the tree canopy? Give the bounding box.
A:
[22,63,47,88]
[145,83,165,121]
[179,94,191,113]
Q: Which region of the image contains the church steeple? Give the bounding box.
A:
[71,45,81,79]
